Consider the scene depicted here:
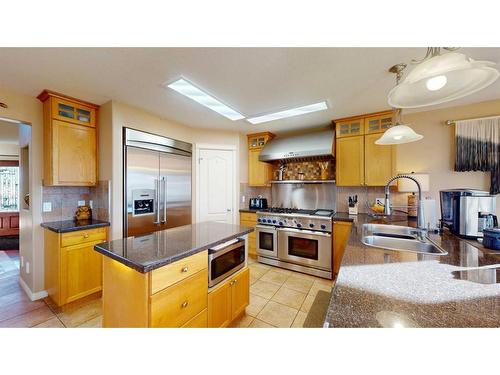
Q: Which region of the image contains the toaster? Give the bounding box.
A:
[249,197,268,210]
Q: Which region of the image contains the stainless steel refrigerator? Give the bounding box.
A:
[124,128,192,237]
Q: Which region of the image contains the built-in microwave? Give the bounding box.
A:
[208,238,246,288]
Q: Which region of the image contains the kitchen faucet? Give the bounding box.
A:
[384,174,425,230]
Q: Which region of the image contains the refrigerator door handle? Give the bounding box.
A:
[154,179,160,225]
[161,177,167,224]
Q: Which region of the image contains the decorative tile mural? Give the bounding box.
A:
[272,159,335,180]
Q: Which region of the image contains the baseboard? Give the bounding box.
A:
[18,277,48,301]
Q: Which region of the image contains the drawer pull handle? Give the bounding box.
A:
[230,280,236,286]
[181,301,189,308]
[181,266,189,273]
[83,234,89,239]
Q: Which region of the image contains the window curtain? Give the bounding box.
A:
[454,116,500,194]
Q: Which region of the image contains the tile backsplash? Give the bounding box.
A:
[42,180,110,222]
[336,186,410,214]
[272,159,334,181]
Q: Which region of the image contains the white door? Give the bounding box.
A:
[198,148,235,224]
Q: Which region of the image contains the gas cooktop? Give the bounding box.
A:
[258,207,335,217]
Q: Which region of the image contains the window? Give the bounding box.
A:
[0,166,19,211]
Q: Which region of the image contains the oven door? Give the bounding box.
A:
[208,240,246,288]
[256,225,278,259]
[277,228,332,270]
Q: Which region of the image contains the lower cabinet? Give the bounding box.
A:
[44,227,107,307]
[240,212,257,257]
[208,267,250,328]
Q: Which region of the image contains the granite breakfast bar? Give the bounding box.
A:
[324,214,500,328]
[94,221,253,328]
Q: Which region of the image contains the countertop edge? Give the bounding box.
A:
[94,227,254,273]
[41,220,111,233]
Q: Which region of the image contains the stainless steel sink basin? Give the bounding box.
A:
[362,224,448,256]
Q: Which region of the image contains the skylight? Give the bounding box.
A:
[246,101,328,124]
[166,78,245,121]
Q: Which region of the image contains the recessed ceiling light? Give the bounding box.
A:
[166,78,245,121]
[247,101,328,124]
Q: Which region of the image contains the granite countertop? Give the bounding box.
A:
[41,219,110,233]
[324,213,500,328]
[239,208,260,213]
[94,221,254,273]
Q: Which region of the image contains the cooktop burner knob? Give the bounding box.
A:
[257,218,262,223]
[267,219,272,223]
[296,223,302,228]
[272,220,277,224]
[309,223,315,228]
[321,224,326,230]
[279,221,283,226]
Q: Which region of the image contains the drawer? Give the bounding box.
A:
[61,227,107,247]
[181,309,207,328]
[150,269,208,328]
[151,250,208,295]
[240,212,257,222]
[240,219,256,227]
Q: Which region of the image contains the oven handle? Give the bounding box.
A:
[256,225,277,232]
[277,227,331,237]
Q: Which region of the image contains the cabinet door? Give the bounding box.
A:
[333,221,352,276]
[207,279,232,328]
[335,119,364,138]
[60,241,103,304]
[248,148,271,186]
[53,120,97,186]
[335,136,364,186]
[364,113,393,135]
[364,133,394,186]
[231,268,249,320]
[52,97,96,127]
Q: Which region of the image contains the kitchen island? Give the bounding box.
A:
[94,221,253,328]
[324,213,500,328]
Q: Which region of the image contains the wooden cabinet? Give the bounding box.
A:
[247,132,275,187]
[37,90,99,186]
[334,110,394,187]
[44,227,107,307]
[335,136,364,186]
[102,250,209,328]
[208,267,250,327]
[333,221,352,276]
[240,211,257,257]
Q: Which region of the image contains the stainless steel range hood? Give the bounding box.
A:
[258,130,334,162]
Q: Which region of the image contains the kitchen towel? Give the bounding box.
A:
[454,116,500,194]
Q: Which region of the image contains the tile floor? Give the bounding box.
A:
[0,251,333,328]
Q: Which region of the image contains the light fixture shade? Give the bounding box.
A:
[388,52,499,108]
[375,124,423,145]
[397,173,430,192]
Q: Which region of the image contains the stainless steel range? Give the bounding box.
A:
[256,207,335,279]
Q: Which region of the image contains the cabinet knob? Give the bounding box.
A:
[181,301,188,308]
[83,234,89,239]
[181,266,189,273]
[230,280,235,286]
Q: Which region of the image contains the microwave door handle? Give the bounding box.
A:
[161,177,167,224]
[153,179,160,225]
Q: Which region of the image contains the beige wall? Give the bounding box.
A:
[0,87,44,296]
[0,143,19,160]
[399,98,500,214]
[99,100,244,240]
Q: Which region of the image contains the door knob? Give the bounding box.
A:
[227,208,231,212]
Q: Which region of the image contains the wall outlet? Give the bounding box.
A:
[26,261,30,274]
[89,200,93,209]
[20,256,24,268]
[376,198,385,206]
[78,200,85,206]
[42,202,52,212]
[241,195,245,203]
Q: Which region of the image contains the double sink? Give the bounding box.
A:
[361,224,448,256]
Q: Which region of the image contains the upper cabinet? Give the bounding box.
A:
[334,110,395,187]
[37,90,99,186]
[247,132,275,187]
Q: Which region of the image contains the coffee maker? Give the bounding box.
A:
[440,189,497,238]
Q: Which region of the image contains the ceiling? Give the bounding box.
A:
[1,48,500,134]
[0,120,19,144]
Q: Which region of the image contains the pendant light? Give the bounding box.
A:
[388,47,499,108]
[376,64,423,145]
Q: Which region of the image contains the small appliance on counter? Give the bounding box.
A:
[249,196,268,210]
[440,189,497,238]
[348,195,358,215]
[482,227,500,250]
